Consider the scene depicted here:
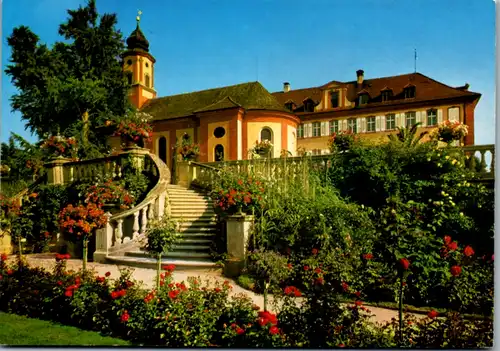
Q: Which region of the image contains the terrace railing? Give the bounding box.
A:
[177,144,494,191]
[94,152,171,261]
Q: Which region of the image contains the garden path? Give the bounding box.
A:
[9,254,427,325]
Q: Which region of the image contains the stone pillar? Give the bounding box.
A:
[0,230,13,255]
[93,212,113,263]
[224,214,254,277]
[44,158,71,185]
[176,161,193,187]
[123,147,149,172]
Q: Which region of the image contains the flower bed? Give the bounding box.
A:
[0,254,492,348]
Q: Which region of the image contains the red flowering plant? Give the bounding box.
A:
[40,135,78,158]
[327,130,358,153]
[176,133,200,161]
[58,203,107,271]
[439,235,493,314]
[113,111,153,146]
[246,250,291,312]
[84,180,135,210]
[210,170,267,216]
[430,120,468,144]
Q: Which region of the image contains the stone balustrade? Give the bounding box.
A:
[178,145,495,191]
[44,147,153,185]
[94,152,171,262]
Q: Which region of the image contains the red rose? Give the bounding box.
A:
[119,289,127,297]
[315,277,324,285]
[447,241,458,251]
[163,264,176,272]
[341,281,349,292]
[287,263,292,270]
[111,291,119,299]
[65,290,73,297]
[338,344,345,348]
[257,311,278,326]
[284,286,301,297]
[444,235,452,245]
[427,310,439,319]
[312,248,319,255]
[303,265,310,271]
[7,269,13,276]
[269,325,280,335]
[96,277,105,283]
[105,272,111,277]
[399,258,410,270]
[355,300,363,306]
[463,246,474,257]
[363,253,374,260]
[354,291,361,297]
[215,287,222,293]
[121,311,130,322]
[168,290,180,299]
[0,253,7,261]
[450,265,462,277]
[236,327,245,335]
[314,267,322,274]
[126,281,134,287]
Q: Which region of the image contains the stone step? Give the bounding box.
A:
[168,188,207,194]
[179,225,218,231]
[106,255,220,272]
[125,250,211,260]
[170,205,213,210]
[177,233,217,239]
[170,211,215,217]
[177,238,213,245]
[169,201,213,206]
[171,244,211,251]
[170,213,217,220]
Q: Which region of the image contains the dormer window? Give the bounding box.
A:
[381,90,393,102]
[285,102,295,111]
[304,99,315,112]
[358,93,369,105]
[330,91,339,108]
[404,86,416,99]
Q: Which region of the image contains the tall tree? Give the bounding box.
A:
[5,0,131,156]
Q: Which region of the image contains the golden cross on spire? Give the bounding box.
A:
[136,10,142,24]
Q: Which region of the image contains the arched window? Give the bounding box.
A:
[159,137,167,164]
[215,144,224,162]
[145,74,150,88]
[126,72,133,85]
[260,127,273,143]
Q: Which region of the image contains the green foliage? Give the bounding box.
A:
[246,250,290,291]
[0,257,492,348]
[210,170,266,216]
[118,171,152,206]
[0,133,44,182]
[387,122,429,147]
[5,0,132,157]
[142,216,179,256]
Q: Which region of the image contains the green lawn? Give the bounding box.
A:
[0,312,131,346]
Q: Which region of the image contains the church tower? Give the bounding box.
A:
[122,12,157,109]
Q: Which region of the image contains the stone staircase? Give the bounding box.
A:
[106,184,221,271]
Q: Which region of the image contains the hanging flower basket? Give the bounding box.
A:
[176,133,200,161]
[431,120,468,144]
[252,140,273,157]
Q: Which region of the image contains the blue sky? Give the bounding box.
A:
[1,0,495,145]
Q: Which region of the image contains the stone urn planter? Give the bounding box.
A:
[224,213,254,277]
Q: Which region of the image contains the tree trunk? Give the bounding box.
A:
[156,253,162,290]
[82,236,88,272]
[398,274,404,345]
[82,111,89,148]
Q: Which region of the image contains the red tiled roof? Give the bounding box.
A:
[272,72,480,112]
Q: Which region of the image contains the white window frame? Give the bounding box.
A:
[297,125,304,138]
[405,111,416,127]
[347,119,357,133]
[427,109,437,126]
[329,120,339,135]
[312,122,321,137]
[386,114,396,130]
[367,116,376,132]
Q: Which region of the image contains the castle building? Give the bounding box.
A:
[119,20,481,169]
